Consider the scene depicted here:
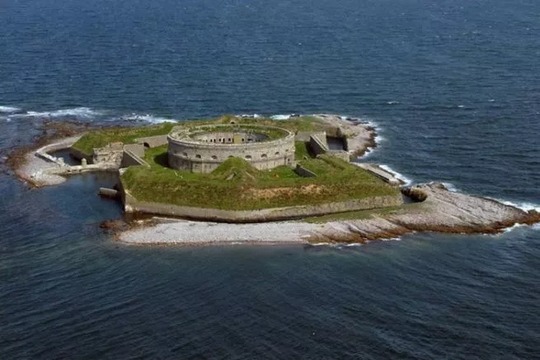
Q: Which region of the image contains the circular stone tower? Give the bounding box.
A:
[167,124,296,173]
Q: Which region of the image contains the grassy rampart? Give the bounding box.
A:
[71,115,325,157]
[71,123,177,157]
[121,144,399,211]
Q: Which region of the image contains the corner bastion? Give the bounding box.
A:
[167,124,295,173]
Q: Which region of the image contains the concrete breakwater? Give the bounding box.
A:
[15,135,120,187]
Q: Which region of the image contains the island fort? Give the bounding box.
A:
[12,113,540,244]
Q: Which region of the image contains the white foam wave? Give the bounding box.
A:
[270,114,291,120]
[354,117,383,159]
[386,101,400,105]
[119,113,177,124]
[457,105,465,108]
[498,200,540,213]
[0,105,22,113]
[441,182,459,192]
[502,223,528,233]
[237,114,263,119]
[378,164,413,185]
[11,107,103,119]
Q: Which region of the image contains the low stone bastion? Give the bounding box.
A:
[167,124,296,173]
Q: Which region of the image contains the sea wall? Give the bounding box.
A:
[121,188,403,223]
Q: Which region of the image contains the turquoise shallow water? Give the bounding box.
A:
[1,0,539,358]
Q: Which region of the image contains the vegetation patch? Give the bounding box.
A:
[72,122,177,157]
[72,115,325,157]
[121,145,399,210]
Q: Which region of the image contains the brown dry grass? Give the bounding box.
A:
[244,184,327,200]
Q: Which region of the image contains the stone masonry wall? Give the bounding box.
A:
[168,127,296,173]
[122,189,403,223]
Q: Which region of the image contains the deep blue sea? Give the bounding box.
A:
[1,0,539,358]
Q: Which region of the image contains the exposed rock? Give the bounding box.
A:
[100,219,130,232]
[117,183,539,245]
[308,183,540,243]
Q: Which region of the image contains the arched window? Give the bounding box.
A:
[275,151,280,156]
[245,155,252,160]
[211,155,217,160]
[195,154,202,159]
[261,154,267,158]
[183,152,188,157]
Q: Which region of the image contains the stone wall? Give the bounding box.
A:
[93,142,124,166]
[309,133,329,155]
[136,135,168,148]
[122,188,403,223]
[121,148,149,168]
[168,125,296,173]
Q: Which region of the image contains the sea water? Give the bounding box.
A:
[1,0,539,358]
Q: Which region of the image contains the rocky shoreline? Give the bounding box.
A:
[117,183,540,245]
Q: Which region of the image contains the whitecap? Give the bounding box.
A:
[498,200,540,213]
[387,101,399,105]
[270,114,291,120]
[502,223,528,233]
[11,107,103,119]
[118,113,177,124]
[0,105,22,113]
[380,237,402,242]
[237,113,262,119]
[441,182,459,192]
[457,105,465,108]
[378,164,413,185]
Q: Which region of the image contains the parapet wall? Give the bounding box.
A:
[168,125,296,173]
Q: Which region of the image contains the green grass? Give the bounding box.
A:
[72,122,177,157]
[72,115,327,157]
[294,141,311,160]
[75,115,399,210]
[121,146,399,210]
[187,125,289,141]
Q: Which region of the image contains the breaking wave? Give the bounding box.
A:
[378,164,413,185]
[9,107,104,119]
[498,200,540,213]
[441,182,459,192]
[270,114,292,120]
[0,105,22,114]
[117,113,178,124]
